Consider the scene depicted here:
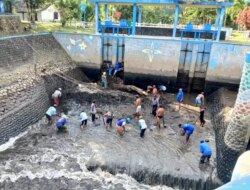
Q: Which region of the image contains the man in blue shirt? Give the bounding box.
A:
[116,118,130,136]
[179,123,195,142]
[56,114,67,131]
[199,139,212,164]
[176,88,184,111]
[45,105,57,124]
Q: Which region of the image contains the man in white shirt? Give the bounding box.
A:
[91,101,97,123]
[138,116,147,138]
[52,88,62,106]
[80,111,88,128]
[136,105,142,118]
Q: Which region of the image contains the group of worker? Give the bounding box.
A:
[176,88,211,163]
[45,85,211,164]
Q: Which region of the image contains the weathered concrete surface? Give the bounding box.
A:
[53,33,102,70]
[206,43,250,85]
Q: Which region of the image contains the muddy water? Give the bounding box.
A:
[0,93,216,190]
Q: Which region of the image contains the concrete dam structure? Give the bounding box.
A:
[0,33,249,189]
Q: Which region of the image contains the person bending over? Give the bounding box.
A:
[179,123,195,142]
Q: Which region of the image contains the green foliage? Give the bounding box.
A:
[56,0,81,26]
[142,6,174,24]
[226,0,246,28]
[181,7,216,25]
[24,0,45,22]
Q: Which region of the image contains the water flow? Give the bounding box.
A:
[0,96,216,190]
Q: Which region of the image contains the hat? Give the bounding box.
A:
[126,118,131,123]
[139,116,143,119]
[200,139,205,143]
[58,88,62,91]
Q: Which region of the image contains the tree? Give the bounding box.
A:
[226,0,246,28]
[24,0,44,22]
[236,6,250,30]
[181,7,216,25]
[56,0,81,26]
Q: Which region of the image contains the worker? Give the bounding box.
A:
[90,101,97,124]
[151,96,159,117]
[200,107,206,127]
[136,104,142,118]
[113,62,123,77]
[45,105,57,125]
[116,118,131,136]
[138,116,147,138]
[199,139,212,164]
[52,88,62,106]
[101,72,107,89]
[179,123,195,142]
[156,105,165,129]
[152,85,158,97]
[56,113,68,131]
[103,111,113,130]
[176,88,184,111]
[135,95,142,107]
[195,92,205,107]
[80,111,88,128]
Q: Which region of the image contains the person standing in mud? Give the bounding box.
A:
[156,105,165,129]
[91,101,97,124]
[103,111,113,130]
[138,116,147,138]
[45,105,57,125]
[101,72,107,89]
[199,139,212,164]
[116,118,131,136]
[176,88,184,111]
[195,92,205,107]
[56,113,68,131]
[135,95,142,117]
[80,111,88,128]
[52,88,62,106]
[179,123,195,142]
[151,95,159,117]
[199,107,206,127]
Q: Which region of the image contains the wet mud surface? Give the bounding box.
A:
[0,90,217,190]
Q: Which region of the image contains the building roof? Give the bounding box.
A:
[89,0,233,8]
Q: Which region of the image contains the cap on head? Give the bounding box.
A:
[179,88,182,91]
[139,116,143,119]
[53,104,57,107]
[178,124,182,128]
[126,118,131,123]
[58,88,62,91]
[200,139,205,143]
[103,72,106,75]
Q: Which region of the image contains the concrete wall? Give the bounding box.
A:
[206,42,250,91]
[52,33,250,90]
[124,37,181,88]
[53,33,102,70]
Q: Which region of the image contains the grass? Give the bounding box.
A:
[226,31,250,44]
[23,22,95,34]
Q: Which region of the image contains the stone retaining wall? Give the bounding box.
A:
[0,33,86,145]
[208,88,238,183]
